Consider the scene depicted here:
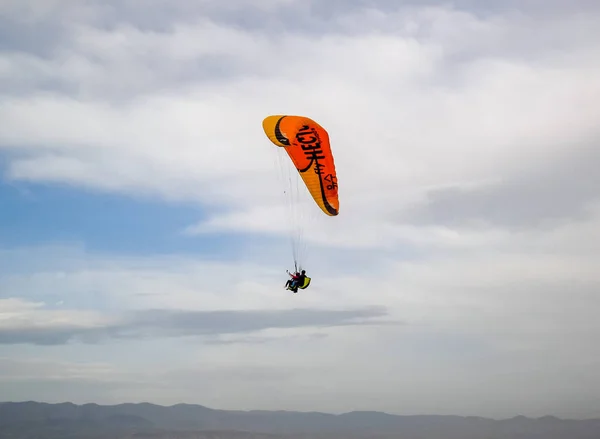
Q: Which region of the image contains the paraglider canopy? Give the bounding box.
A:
[262,115,339,216]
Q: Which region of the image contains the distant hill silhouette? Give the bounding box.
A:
[1,401,599,439]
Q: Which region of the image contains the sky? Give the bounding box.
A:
[1,0,600,420]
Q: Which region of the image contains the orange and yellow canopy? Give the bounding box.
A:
[262,115,339,216]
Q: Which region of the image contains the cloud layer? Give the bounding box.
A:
[0,297,390,345]
[1,0,600,420]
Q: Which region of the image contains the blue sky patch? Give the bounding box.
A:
[0,176,239,257]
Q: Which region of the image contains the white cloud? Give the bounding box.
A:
[0,298,115,330]
[0,357,121,383]
[9,12,592,248]
[2,5,598,220]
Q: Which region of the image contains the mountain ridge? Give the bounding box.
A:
[3,400,594,420]
[1,400,599,439]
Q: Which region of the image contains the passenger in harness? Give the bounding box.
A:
[285,269,310,293]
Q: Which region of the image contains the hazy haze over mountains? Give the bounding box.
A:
[1,401,600,439]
